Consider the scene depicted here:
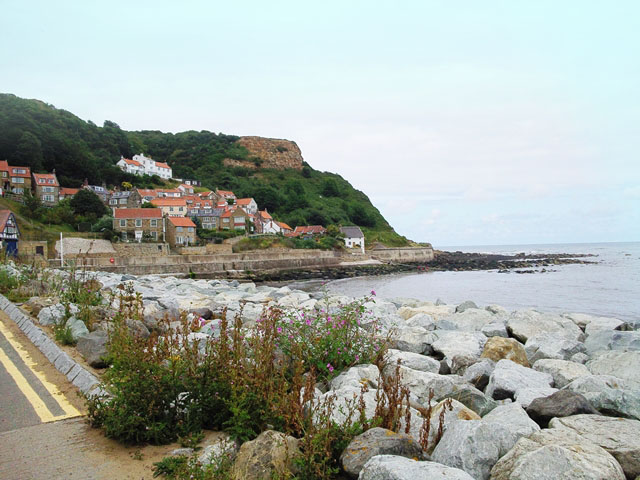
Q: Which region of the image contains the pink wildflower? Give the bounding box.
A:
[327,363,334,372]
[371,290,376,296]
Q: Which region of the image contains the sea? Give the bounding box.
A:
[325,242,640,323]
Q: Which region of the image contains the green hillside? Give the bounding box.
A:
[0,94,408,245]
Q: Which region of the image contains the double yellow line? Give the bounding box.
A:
[0,321,82,423]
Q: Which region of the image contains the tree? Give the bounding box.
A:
[322,179,340,197]
[121,181,132,191]
[69,189,108,218]
[21,190,42,219]
[13,131,44,171]
[141,202,155,208]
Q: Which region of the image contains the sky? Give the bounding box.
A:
[2,0,639,246]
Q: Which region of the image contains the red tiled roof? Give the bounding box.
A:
[293,225,326,235]
[33,173,59,187]
[60,187,79,196]
[277,221,293,231]
[0,161,9,172]
[9,166,30,178]
[216,190,235,197]
[155,161,170,169]
[236,198,254,205]
[0,209,14,232]
[124,158,142,167]
[151,198,186,206]
[137,189,159,197]
[168,217,196,227]
[114,208,162,219]
[259,210,272,220]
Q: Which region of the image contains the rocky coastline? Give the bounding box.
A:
[245,250,598,282]
[23,269,640,480]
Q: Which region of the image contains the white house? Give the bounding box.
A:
[340,226,365,254]
[117,154,172,180]
[236,198,258,215]
[255,210,281,234]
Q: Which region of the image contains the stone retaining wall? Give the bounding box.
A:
[112,243,170,257]
[370,247,434,263]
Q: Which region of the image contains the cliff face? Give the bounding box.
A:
[224,136,304,170]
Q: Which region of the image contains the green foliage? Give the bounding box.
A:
[0,93,407,245]
[53,320,76,346]
[153,450,233,480]
[0,268,20,294]
[69,189,108,219]
[274,293,385,382]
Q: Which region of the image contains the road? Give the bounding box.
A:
[0,310,189,479]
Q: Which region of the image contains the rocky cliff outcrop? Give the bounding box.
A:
[224,136,304,170]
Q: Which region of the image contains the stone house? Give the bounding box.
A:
[150,197,187,217]
[113,208,165,242]
[7,165,31,197]
[108,190,142,209]
[187,208,225,230]
[137,189,159,203]
[82,180,109,203]
[166,216,197,247]
[340,226,365,254]
[0,160,9,196]
[221,207,252,231]
[32,172,60,206]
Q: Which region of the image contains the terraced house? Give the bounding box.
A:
[187,208,224,230]
[166,216,196,247]
[113,208,165,242]
[7,165,31,196]
[32,172,59,206]
[150,197,187,217]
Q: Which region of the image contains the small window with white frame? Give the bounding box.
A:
[135,219,142,227]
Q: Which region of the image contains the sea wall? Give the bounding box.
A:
[369,247,434,263]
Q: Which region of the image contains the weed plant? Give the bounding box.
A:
[87,286,440,479]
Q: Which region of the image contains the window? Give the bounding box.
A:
[12,177,24,183]
[42,186,54,193]
[170,207,174,212]
[150,219,157,227]
[135,219,142,227]
[188,227,194,233]
[42,195,55,202]
[177,226,183,232]
[120,219,126,227]
[13,187,23,194]
[150,231,157,240]
[110,199,117,205]
[119,199,127,204]
[14,168,26,174]
[48,179,54,184]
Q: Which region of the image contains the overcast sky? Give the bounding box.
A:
[2,1,639,246]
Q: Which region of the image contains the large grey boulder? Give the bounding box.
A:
[405,312,437,330]
[38,303,77,326]
[390,326,435,354]
[448,384,498,416]
[485,359,553,400]
[384,349,441,374]
[563,375,640,420]
[462,359,495,391]
[431,403,539,480]
[525,389,599,427]
[66,317,89,341]
[330,364,380,390]
[549,414,640,479]
[482,322,509,338]
[490,427,625,480]
[391,365,465,406]
[533,358,591,388]
[524,332,585,363]
[438,308,497,331]
[431,330,487,361]
[514,387,558,408]
[359,455,474,480]
[507,310,583,343]
[584,331,640,355]
[456,300,478,313]
[76,331,108,368]
[339,428,426,478]
[316,386,378,425]
[587,351,640,385]
[198,434,238,465]
[584,316,628,336]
